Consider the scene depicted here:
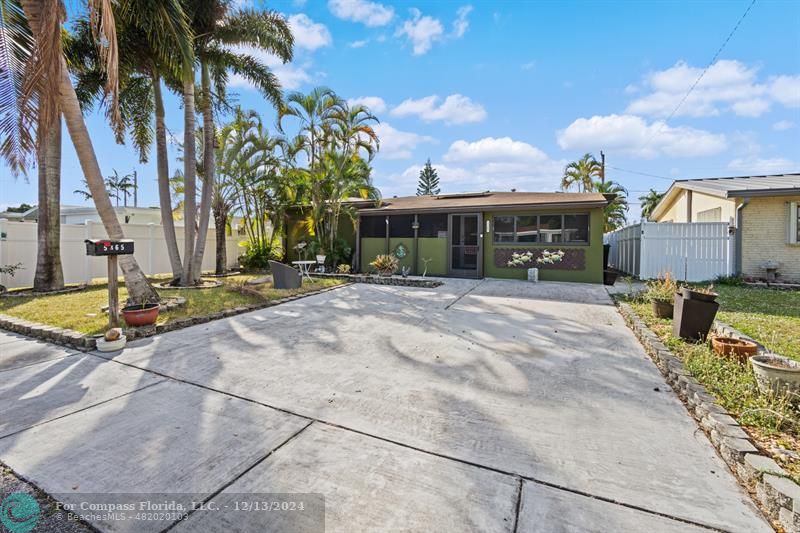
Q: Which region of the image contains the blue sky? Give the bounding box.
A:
[2,0,799,219]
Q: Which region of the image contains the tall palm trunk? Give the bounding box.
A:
[213,203,227,275]
[152,71,182,280]
[180,71,197,285]
[21,0,157,303]
[191,61,214,282]
[33,114,64,292]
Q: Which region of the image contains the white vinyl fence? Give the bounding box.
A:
[604,222,734,282]
[0,219,245,289]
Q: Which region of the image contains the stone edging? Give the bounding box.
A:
[314,273,443,288]
[617,302,800,532]
[0,282,353,352]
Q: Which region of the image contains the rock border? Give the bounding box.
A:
[617,302,799,532]
[0,282,352,352]
[314,272,443,288]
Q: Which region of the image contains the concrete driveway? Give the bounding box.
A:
[0,279,771,532]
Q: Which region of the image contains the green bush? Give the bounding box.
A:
[239,243,283,271]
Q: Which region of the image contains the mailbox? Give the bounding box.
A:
[85,239,135,256]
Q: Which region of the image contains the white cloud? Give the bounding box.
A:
[773,120,796,131]
[391,94,486,124]
[451,5,473,38]
[625,60,800,118]
[444,137,549,162]
[770,75,800,108]
[379,136,567,194]
[349,39,369,48]
[520,61,536,71]
[397,8,444,55]
[728,157,799,174]
[287,14,332,51]
[373,123,434,160]
[328,0,394,27]
[557,114,727,159]
[347,96,387,113]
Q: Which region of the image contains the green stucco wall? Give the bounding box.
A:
[417,238,447,276]
[284,210,357,265]
[360,238,387,272]
[389,238,415,273]
[482,208,604,283]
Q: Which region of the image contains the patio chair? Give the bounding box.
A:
[269,260,302,289]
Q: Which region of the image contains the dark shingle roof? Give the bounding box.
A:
[357,191,609,214]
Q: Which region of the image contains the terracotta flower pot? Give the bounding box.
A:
[651,299,674,319]
[122,303,160,327]
[711,336,757,363]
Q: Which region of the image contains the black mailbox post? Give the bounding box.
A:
[85,239,135,328]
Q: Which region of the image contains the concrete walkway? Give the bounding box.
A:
[0,279,771,532]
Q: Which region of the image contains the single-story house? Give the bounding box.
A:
[649,173,800,281]
[3,205,243,228]
[288,191,611,283]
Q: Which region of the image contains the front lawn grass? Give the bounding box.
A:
[628,285,800,483]
[714,285,800,361]
[0,275,344,336]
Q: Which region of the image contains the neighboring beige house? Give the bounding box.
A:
[650,173,800,281]
[2,205,242,228]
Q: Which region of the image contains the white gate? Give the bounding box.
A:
[604,222,734,282]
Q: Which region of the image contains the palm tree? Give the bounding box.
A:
[593,180,629,232]
[639,189,665,220]
[4,0,167,302]
[278,86,344,170]
[0,0,64,291]
[179,0,293,285]
[561,153,602,193]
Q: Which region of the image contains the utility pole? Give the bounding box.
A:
[600,150,605,184]
[133,170,138,208]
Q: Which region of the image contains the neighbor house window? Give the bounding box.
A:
[493,214,589,244]
[418,214,448,238]
[790,202,800,244]
[360,216,386,238]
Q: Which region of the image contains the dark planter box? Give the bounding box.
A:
[672,293,718,341]
[603,269,618,286]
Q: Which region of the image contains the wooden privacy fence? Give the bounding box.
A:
[0,219,245,289]
[604,222,735,282]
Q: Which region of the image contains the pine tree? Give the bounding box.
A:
[416,159,440,195]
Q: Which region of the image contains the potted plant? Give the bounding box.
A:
[506,249,565,282]
[672,284,719,341]
[645,273,678,319]
[711,336,758,363]
[370,254,399,277]
[122,299,160,327]
[750,354,800,395]
[680,284,718,302]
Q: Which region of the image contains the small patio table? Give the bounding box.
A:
[291,260,316,281]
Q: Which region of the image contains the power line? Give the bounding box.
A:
[608,166,674,182]
[640,0,757,150]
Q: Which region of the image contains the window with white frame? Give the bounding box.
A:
[790,202,799,244]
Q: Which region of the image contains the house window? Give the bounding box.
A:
[360,216,386,238]
[538,215,563,243]
[563,214,589,243]
[493,216,515,243]
[492,214,589,244]
[418,214,448,238]
[790,202,800,244]
[389,215,414,238]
